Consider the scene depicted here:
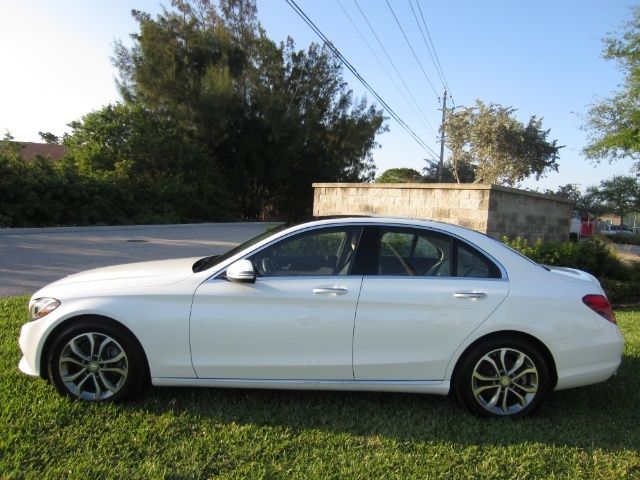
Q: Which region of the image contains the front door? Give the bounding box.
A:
[190,226,363,380]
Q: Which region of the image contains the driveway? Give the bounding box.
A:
[613,242,640,264]
[0,223,275,297]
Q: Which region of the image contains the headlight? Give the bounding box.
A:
[28,297,61,321]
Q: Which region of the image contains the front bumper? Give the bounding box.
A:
[18,317,51,377]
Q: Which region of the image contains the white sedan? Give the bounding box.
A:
[18,217,623,418]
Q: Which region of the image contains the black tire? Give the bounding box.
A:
[47,318,146,402]
[455,336,551,418]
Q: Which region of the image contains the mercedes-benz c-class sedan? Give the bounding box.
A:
[18,217,623,418]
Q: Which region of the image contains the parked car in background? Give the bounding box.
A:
[602,225,633,235]
[18,217,623,418]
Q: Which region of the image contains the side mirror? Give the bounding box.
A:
[226,259,256,283]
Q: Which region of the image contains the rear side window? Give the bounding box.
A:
[365,226,502,279]
[378,228,452,276]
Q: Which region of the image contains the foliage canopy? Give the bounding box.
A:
[583,7,640,172]
[111,0,386,220]
[593,175,640,224]
[2,0,386,225]
[376,168,423,183]
[443,100,561,186]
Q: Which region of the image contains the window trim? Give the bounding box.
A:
[212,222,508,282]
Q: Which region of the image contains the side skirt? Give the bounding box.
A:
[152,377,451,395]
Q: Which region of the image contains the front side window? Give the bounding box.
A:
[250,227,362,277]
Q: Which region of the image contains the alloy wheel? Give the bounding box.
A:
[471,347,539,416]
[58,332,129,401]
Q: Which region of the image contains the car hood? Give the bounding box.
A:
[44,257,201,289]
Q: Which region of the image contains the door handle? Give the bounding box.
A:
[453,291,487,299]
[313,286,348,295]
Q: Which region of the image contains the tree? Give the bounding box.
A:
[543,183,604,218]
[112,0,385,220]
[376,168,423,183]
[0,131,20,157]
[38,131,60,144]
[583,7,640,171]
[580,186,607,218]
[63,102,233,222]
[443,100,561,186]
[422,159,476,183]
[545,183,582,203]
[593,175,640,224]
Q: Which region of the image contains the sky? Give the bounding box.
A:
[1,0,638,193]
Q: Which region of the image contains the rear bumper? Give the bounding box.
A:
[554,358,621,390]
[552,323,623,391]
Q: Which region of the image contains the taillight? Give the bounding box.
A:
[582,294,617,324]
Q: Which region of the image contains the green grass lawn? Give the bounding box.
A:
[1,295,639,479]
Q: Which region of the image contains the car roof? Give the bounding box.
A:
[300,215,505,250]
[312,215,434,226]
[307,215,477,236]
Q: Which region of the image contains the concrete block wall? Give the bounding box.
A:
[486,187,574,242]
[313,183,573,243]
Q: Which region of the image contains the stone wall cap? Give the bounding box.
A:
[312,183,574,204]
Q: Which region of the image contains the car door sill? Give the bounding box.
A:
[152,377,450,395]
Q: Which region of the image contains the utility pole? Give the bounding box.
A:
[438,89,447,182]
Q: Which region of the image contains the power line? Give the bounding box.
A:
[351,0,438,137]
[407,0,446,91]
[414,0,453,103]
[384,0,439,99]
[284,0,440,160]
[336,0,437,137]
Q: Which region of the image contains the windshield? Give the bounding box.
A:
[192,223,289,272]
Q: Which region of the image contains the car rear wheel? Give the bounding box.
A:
[455,337,551,418]
[47,319,146,402]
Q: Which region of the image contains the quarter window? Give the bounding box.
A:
[456,244,500,278]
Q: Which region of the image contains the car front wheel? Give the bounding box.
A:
[47,319,145,402]
[455,337,551,418]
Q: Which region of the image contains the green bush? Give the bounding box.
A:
[606,233,640,245]
[600,278,640,304]
[0,119,235,227]
[502,236,640,304]
[0,157,234,228]
[501,236,616,277]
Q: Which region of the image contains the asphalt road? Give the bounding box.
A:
[0,223,275,297]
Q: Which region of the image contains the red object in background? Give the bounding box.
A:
[580,220,594,236]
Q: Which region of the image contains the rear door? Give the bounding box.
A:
[353,226,509,381]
